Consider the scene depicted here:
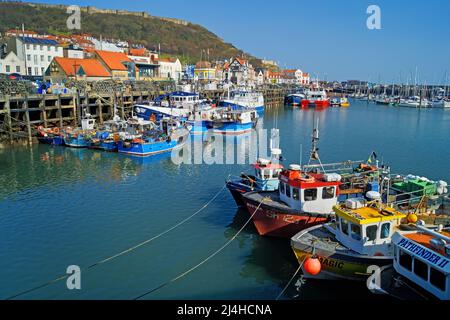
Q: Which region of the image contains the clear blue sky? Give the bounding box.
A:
[31,0,449,83]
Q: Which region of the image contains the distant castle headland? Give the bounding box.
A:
[11,1,190,26]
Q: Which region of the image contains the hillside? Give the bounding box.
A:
[0,1,263,67]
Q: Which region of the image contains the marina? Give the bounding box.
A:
[1,99,450,300]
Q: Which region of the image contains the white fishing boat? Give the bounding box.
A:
[398,96,431,108]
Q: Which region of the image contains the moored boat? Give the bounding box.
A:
[285,92,306,107]
[36,126,64,146]
[301,87,330,108]
[219,89,265,115]
[369,222,450,300]
[340,97,350,107]
[63,114,96,148]
[210,109,258,135]
[227,147,283,207]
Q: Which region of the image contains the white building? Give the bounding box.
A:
[91,38,124,53]
[63,45,85,59]
[159,58,182,82]
[7,37,63,77]
[0,51,25,75]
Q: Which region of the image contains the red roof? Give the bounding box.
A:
[95,50,131,71]
[159,57,178,63]
[129,48,147,57]
[54,57,111,77]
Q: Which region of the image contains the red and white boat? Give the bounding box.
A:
[301,87,330,108]
[241,126,382,238]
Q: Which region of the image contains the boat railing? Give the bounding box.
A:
[303,160,365,173]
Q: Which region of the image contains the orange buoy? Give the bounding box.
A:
[304,256,321,276]
[407,213,418,224]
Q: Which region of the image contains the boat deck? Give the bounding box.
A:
[244,191,299,215]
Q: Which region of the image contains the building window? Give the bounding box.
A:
[34,67,38,75]
[430,267,446,291]
[33,55,38,64]
[322,187,335,199]
[47,46,51,51]
[5,65,11,73]
[414,259,429,281]
[27,67,32,75]
[16,66,20,73]
[41,67,44,74]
[48,56,51,62]
[26,44,30,50]
[399,250,413,271]
[27,54,31,61]
[366,225,378,241]
[40,45,43,50]
[33,45,37,50]
[40,55,44,62]
[304,189,317,201]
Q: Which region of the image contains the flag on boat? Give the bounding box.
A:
[367,151,378,164]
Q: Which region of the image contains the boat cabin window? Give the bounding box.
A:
[262,170,271,180]
[273,169,281,178]
[380,223,391,239]
[286,186,291,198]
[430,267,447,292]
[304,189,318,202]
[280,182,286,195]
[322,187,335,199]
[366,225,378,241]
[414,259,429,281]
[293,188,300,201]
[351,224,362,241]
[340,218,349,236]
[399,250,413,271]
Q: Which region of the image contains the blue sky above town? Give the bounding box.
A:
[30,0,450,84]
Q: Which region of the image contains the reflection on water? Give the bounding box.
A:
[1,101,449,299]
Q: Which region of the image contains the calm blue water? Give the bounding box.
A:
[1,100,449,300]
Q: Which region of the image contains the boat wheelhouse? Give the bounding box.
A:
[211,109,258,135]
[227,148,283,207]
[88,116,128,152]
[285,92,306,107]
[219,89,265,115]
[242,164,343,238]
[291,199,409,281]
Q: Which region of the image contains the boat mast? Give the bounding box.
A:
[307,118,325,173]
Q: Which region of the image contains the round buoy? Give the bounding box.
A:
[407,213,418,224]
[374,252,384,257]
[304,256,321,276]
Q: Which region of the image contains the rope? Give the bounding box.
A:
[276,255,307,300]
[5,184,227,300]
[134,197,267,300]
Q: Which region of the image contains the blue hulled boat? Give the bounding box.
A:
[118,118,189,157]
[219,89,265,115]
[63,114,96,148]
[211,109,258,135]
[227,148,283,206]
[285,92,306,107]
[37,126,65,146]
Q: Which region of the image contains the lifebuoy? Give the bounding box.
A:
[53,127,60,134]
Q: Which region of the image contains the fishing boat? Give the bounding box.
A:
[340,97,350,107]
[134,91,207,120]
[88,116,128,152]
[211,109,258,135]
[63,113,96,148]
[36,126,64,146]
[368,222,450,300]
[240,126,382,238]
[291,198,413,281]
[219,89,265,115]
[117,118,189,157]
[301,87,330,108]
[285,92,306,107]
[330,97,341,107]
[226,145,283,207]
[431,99,450,108]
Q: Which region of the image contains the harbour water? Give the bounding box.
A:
[1,100,450,300]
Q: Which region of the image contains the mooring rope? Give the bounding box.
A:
[276,255,307,301]
[6,184,227,300]
[134,197,267,300]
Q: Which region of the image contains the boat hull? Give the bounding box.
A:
[219,101,265,116]
[64,135,90,148]
[213,122,253,135]
[118,137,186,157]
[38,136,64,146]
